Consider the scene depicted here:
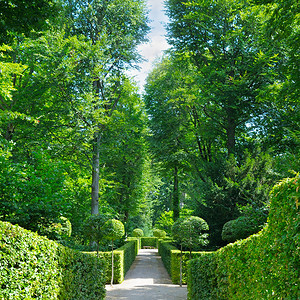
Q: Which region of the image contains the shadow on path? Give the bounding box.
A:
[106,249,187,300]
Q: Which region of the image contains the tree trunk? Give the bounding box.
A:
[91,132,100,215]
[180,244,183,287]
[173,165,180,220]
[226,107,236,156]
[111,240,114,286]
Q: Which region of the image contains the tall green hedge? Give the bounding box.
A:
[90,239,138,284]
[187,175,300,299]
[158,240,204,284]
[0,221,106,299]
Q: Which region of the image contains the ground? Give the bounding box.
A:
[106,249,187,299]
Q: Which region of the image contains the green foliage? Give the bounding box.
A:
[187,175,300,299]
[187,252,218,299]
[222,208,267,243]
[132,228,144,237]
[0,0,60,43]
[153,228,167,239]
[92,240,138,284]
[158,240,204,284]
[0,148,74,235]
[172,216,209,252]
[127,237,141,251]
[141,237,158,248]
[40,216,72,241]
[154,211,174,236]
[103,219,125,242]
[83,214,111,246]
[0,221,106,299]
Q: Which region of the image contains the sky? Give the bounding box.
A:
[127,0,170,92]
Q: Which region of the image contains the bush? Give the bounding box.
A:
[132,228,144,237]
[187,175,300,299]
[127,237,141,251]
[94,240,138,284]
[40,216,72,240]
[222,215,263,243]
[141,237,158,248]
[158,240,204,284]
[153,228,167,239]
[0,221,106,299]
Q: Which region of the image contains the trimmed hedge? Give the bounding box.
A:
[187,175,300,299]
[127,236,141,250]
[0,221,106,299]
[158,240,204,284]
[92,239,138,284]
[141,237,158,248]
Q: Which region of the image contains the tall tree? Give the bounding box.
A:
[65,0,149,215]
[166,0,279,155]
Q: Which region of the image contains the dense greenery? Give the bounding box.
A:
[144,0,299,248]
[0,221,106,299]
[158,240,205,285]
[187,175,299,299]
[90,239,138,284]
[0,0,299,297]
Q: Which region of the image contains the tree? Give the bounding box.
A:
[172,216,209,286]
[166,0,279,156]
[64,0,149,216]
[83,214,111,256]
[102,219,125,286]
[0,0,60,43]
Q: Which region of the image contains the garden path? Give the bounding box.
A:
[105,249,187,299]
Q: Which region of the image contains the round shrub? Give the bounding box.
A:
[222,215,265,243]
[172,216,209,252]
[153,228,167,239]
[132,228,144,237]
[103,219,125,242]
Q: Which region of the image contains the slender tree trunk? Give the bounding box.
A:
[111,240,114,286]
[91,132,100,215]
[180,244,183,287]
[226,107,236,156]
[173,165,180,220]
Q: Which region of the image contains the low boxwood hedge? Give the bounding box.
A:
[90,239,138,284]
[158,240,204,284]
[187,175,300,299]
[0,221,106,299]
[141,237,158,248]
[127,236,141,250]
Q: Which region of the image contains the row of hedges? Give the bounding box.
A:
[127,236,159,249]
[141,237,158,248]
[158,240,204,284]
[89,239,138,284]
[0,221,106,299]
[187,176,300,299]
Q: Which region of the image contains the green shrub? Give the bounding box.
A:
[222,215,263,243]
[40,216,72,241]
[0,221,106,299]
[141,237,158,248]
[158,240,204,284]
[132,228,144,237]
[127,237,140,251]
[91,240,138,284]
[187,175,300,299]
[153,228,167,239]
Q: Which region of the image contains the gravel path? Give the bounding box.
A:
[105,249,187,300]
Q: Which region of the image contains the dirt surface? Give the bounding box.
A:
[105,249,187,300]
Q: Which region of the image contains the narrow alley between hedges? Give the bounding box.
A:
[105,249,187,300]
